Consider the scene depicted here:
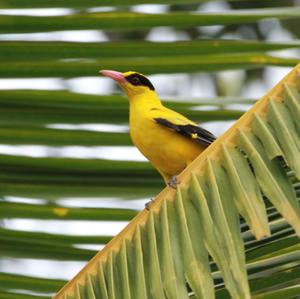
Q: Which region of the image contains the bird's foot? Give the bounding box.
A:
[145,198,154,210]
[168,176,180,189]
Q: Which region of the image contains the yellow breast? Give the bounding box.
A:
[129,102,205,182]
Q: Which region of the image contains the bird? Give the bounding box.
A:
[100,70,216,188]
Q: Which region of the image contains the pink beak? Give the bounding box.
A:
[99,70,126,84]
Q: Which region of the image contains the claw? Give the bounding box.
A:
[145,198,154,210]
[168,176,180,189]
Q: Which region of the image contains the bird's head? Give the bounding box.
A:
[100,70,155,98]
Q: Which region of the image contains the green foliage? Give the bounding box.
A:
[2,40,300,60]
[54,64,300,299]
[0,0,213,8]
[2,8,300,33]
[0,90,245,125]
[0,53,298,77]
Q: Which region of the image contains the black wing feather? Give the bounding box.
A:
[154,117,216,146]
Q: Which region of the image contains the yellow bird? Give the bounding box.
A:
[100,70,216,187]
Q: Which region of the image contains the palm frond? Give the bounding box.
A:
[2,40,300,60]
[54,64,300,298]
[2,8,300,33]
[0,0,223,9]
[0,54,298,78]
[0,90,247,125]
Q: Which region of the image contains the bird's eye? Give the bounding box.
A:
[131,77,141,85]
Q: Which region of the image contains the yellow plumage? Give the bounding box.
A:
[101,70,216,185]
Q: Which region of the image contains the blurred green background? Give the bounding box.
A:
[0,0,299,298]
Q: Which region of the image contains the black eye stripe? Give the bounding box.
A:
[125,73,155,91]
[131,77,140,84]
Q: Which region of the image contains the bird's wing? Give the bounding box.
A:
[152,108,216,146]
